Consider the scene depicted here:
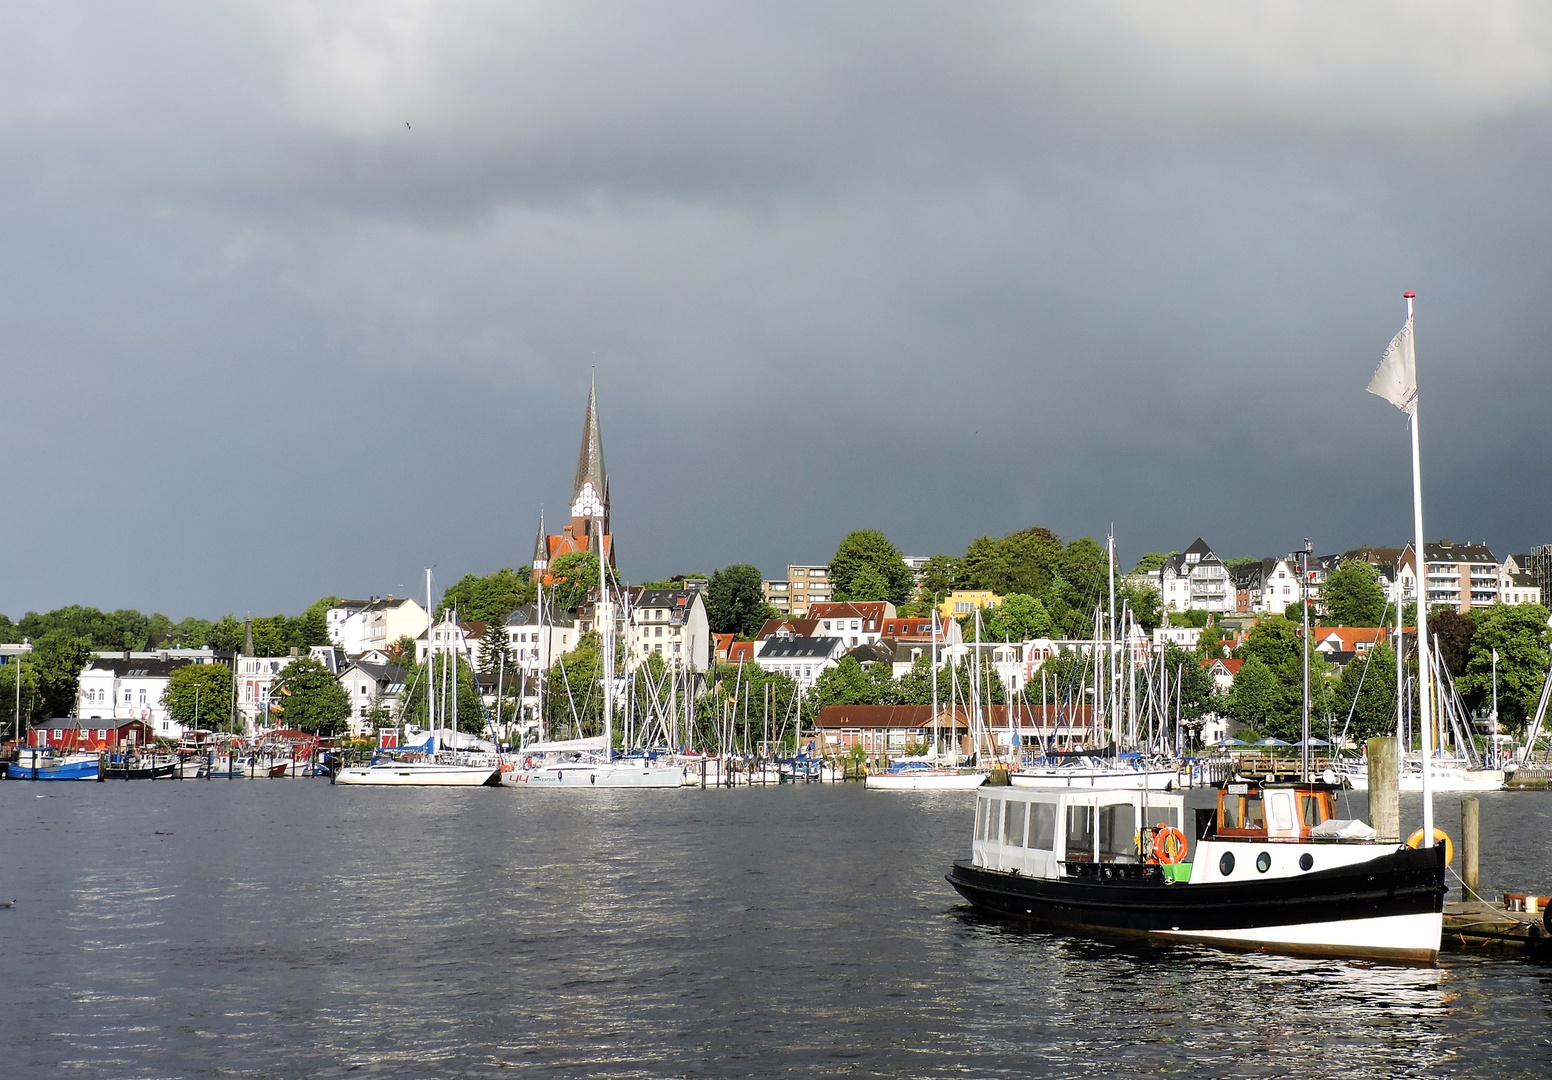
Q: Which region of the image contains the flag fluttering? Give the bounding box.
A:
[1368,314,1418,415]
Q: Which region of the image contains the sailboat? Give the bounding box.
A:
[867,610,987,790]
[335,570,502,788]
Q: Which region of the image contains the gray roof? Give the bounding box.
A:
[757,636,844,660]
[636,589,698,612]
[341,661,407,687]
[506,602,576,629]
[84,656,210,678]
[848,642,893,665]
[1422,541,1499,565]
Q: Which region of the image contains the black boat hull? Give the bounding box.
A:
[946,844,1446,962]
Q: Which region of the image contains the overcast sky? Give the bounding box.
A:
[3,2,1551,619]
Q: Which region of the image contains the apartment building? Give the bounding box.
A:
[1402,541,1502,613]
[1159,539,1233,614]
[762,565,834,617]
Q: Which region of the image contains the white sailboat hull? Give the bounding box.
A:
[335,762,500,786]
[1009,768,1177,791]
[1343,768,1503,793]
[866,771,986,790]
[503,762,686,788]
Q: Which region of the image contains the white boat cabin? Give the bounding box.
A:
[972,787,1185,880]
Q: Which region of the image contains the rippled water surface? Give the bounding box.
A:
[3,781,1552,1078]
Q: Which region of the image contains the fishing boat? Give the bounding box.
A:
[100,753,179,780]
[945,780,1445,961]
[865,761,986,790]
[2,749,100,781]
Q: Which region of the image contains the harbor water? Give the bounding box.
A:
[3,781,1552,1078]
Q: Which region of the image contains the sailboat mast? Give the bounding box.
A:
[425,568,435,746]
[597,516,612,761]
[1108,530,1119,751]
[1403,293,1436,847]
[931,609,940,761]
[1302,539,1312,782]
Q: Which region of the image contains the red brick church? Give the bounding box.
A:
[532,376,616,584]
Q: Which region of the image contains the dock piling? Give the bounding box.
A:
[1462,795,1481,901]
[1366,736,1399,843]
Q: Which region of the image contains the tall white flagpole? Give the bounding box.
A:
[1406,291,1435,848]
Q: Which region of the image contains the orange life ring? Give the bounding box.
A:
[1406,827,1454,865]
[1151,825,1189,865]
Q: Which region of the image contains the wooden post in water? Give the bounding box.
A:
[1462,795,1481,901]
[1367,736,1400,843]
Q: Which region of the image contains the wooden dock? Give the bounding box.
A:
[1442,899,1552,953]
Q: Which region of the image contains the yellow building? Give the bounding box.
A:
[938,590,1002,621]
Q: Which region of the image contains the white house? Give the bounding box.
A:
[416,615,485,669]
[808,601,894,648]
[1158,539,1234,614]
[78,651,223,740]
[626,588,711,673]
[504,603,579,675]
[336,660,408,736]
[336,596,430,657]
[753,631,846,691]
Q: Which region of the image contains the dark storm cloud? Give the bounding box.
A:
[2,2,1550,616]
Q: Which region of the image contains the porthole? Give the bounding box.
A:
[1219,852,1235,876]
[1256,852,1272,873]
[1299,853,1314,871]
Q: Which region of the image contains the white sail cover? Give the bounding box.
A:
[1368,314,1417,415]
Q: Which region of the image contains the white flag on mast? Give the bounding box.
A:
[1368,314,1417,415]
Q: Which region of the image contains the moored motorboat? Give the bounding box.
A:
[100,753,179,780]
[3,749,100,781]
[945,780,1445,963]
[334,734,501,787]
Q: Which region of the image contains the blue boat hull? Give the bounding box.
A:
[3,758,100,781]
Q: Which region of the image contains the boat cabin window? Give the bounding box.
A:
[1217,787,1267,837]
[1099,804,1137,862]
[1300,791,1333,828]
[1268,790,1297,835]
[1029,802,1057,851]
[1005,800,1027,847]
[977,799,1000,841]
[1065,805,1096,863]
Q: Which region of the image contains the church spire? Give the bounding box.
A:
[531,508,548,572]
[569,373,609,532]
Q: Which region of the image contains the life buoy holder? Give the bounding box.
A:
[1406,827,1454,865]
[1150,825,1189,865]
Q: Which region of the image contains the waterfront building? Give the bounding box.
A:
[76,651,222,740]
[626,587,711,672]
[532,377,616,584]
[415,614,485,668]
[337,660,407,735]
[1401,540,1502,613]
[1158,539,1233,614]
[28,717,154,751]
[937,589,1002,621]
[808,601,894,647]
[752,630,846,690]
[333,596,430,658]
[504,602,579,675]
[763,565,833,616]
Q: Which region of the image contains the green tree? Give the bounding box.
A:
[1226,653,1277,734]
[288,597,337,649]
[1131,552,1177,575]
[961,528,1062,597]
[829,530,913,605]
[208,615,245,654]
[1459,604,1552,732]
[162,662,236,732]
[548,551,615,611]
[705,564,776,637]
[1169,609,1211,628]
[1159,643,1219,732]
[0,614,21,644]
[1430,609,1476,677]
[249,616,289,657]
[479,619,510,681]
[1118,580,1163,632]
[386,635,417,668]
[271,657,351,735]
[982,594,1054,641]
[27,630,93,720]
[400,653,490,735]
[918,554,960,604]
[1332,641,1399,743]
[1319,560,1386,626]
[1055,537,1107,613]
[20,606,128,649]
[540,632,603,739]
[440,568,536,625]
[1244,615,1301,670]
[0,653,43,734]
[806,656,886,709]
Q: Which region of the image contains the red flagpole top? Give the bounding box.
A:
[1403,291,1416,298]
